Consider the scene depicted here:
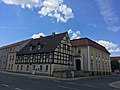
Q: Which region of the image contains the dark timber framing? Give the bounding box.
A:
[15,32,72,68]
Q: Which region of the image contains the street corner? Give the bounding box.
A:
[108,81,120,89]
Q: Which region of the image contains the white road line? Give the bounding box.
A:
[7,77,16,80]
[58,85,80,90]
[14,88,23,90]
[27,80,40,84]
[66,82,82,86]
[53,80,61,83]
[1,84,9,87]
[85,84,98,88]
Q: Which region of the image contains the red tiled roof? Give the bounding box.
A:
[110,56,120,60]
[71,38,110,54]
[0,38,32,50]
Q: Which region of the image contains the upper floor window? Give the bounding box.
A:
[63,44,66,50]
[10,55,12,60]
[91,50,93,56]
[12,55,14,60]
[96,51,99,57]
[78,48,81,54]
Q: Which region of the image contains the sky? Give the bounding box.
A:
[0,0,120,56]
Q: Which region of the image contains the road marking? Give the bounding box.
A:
[58,85,80,90]
[53,80,61,83]
[8,77,16,80]
[14,88,23,90]
[66,82,82,86]
[85,84,98,88]
[1,84,9,87]
[27,80,40,84]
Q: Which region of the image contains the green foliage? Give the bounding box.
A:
[111,60,120,72]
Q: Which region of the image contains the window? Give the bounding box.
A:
[12,55,14,60]
[63,44,66,50]
[40,65,42,71]
[32,65,35,70]
[91,61,94,70]
[17,65,19,70]
[26,65,29,71]
[29,45,33,51]
[10,55,12,60]
[46,65,48,71]
[11,64,13,70]
[57,45,60,52]
[91,50,93,56]
[8,64,10,70]
[96,51,99,57]
[78,48,81,54]
[38,44,41,50]
[20,65,23,70]
[68,46,70,51]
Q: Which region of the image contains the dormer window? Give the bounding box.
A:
[37,42,42,50]
[29,45,33,51]
[38,44,41,50]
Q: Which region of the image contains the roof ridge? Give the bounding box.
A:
[0,38,32,49]
[33,32,67,40]
[71,37,110,54]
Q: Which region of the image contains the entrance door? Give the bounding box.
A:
[76,59,81,71]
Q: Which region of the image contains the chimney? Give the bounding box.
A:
[52,32,56,37]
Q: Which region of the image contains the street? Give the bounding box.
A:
[0,72,120,90]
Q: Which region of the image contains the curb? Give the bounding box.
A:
[0,71,113,80]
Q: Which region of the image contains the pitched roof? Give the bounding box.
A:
[0,39,32,50]
[17,32,67,55]
[71,38,110,54]
[110,56,120,60]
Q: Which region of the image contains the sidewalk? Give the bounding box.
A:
[109,81,120,89]
[0,71,55,79]
[0,71,114,80]
[0,71,94,80]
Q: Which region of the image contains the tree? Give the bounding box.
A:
[111,60,120,72]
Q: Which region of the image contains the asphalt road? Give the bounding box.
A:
[0,72,120,90]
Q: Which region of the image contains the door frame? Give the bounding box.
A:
[74,56,83,71]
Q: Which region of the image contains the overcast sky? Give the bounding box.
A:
[0,0,120,56]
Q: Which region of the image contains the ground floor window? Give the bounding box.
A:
[17,65,19,70]
[11,64,13,70]
[26,65,29,71]
[40,65,42,71]
[20,65,23,70]
[8,64,10,70]
[46,65,48,71]
[32,65,35,70]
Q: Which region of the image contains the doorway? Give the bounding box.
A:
[76,59,81,71]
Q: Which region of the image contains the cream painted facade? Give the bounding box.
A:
[6,40,30,72]
[72,45,111,75]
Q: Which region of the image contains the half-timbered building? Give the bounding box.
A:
[15,32,72,76]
